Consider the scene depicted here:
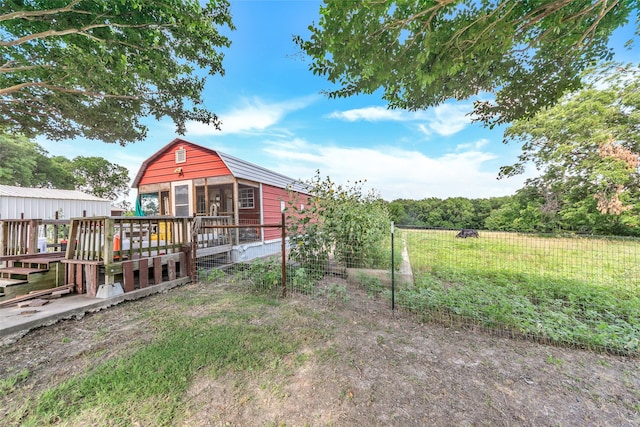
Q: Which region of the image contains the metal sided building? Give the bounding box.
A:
[0,185,111,220]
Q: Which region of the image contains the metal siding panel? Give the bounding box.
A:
[262,184,288,240]
[0,196,111,220]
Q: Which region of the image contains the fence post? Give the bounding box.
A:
[391,221,395,312]
[192,227,198,283]
[28,219,39,254]
[281,212,287,298]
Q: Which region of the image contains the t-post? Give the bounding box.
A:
[391,221,395,312]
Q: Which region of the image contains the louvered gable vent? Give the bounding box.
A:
[175,147,186,163]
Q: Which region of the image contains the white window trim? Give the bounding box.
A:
[238,187,255,209]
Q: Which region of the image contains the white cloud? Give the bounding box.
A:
[329,103,473,137]
[185,95,317,136]
[455,138,490,151]
[427,103,473,136]
[262,138,526,200]
[327,106,408,122]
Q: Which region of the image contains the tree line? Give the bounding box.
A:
[388,191,640,237]
[0,134,131,207]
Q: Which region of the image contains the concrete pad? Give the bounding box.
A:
[96,282,124,299]
[0,277,190,344]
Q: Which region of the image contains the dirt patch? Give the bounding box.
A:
[1,280,638,426]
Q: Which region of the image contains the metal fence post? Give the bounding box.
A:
[391,221,395,311]
[281,212,287,298]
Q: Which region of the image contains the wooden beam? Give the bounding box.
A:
[139,258,149,288]
[153,256,162,285]
[0,284,73,307]
[123,261,135,292]
[168,259,176,281]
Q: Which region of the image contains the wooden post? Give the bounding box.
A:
[139,258,149,288]
[54,211,59,250]
[233,181,240,244]
[1,221,7,256]
[66,219,79,260]
[104,218,115,286]
[179,248,191,278]
[28,220,39,254]
[168,259,176,281]
[86,264,99,297]
[153,256,162,284]
[123,261,135,292]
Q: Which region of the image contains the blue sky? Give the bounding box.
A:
[37,1,640,205]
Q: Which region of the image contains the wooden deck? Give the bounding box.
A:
[1,216,235,300]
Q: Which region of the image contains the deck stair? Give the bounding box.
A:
[0,254,66,300]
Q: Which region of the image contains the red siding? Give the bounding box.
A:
[262,184,291,241]
[138,141,231,186]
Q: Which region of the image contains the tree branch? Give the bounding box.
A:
[0,21,173,47]
[0,62,45,73]
[577,0,620,48]
[0,81,142,100]
[0,0,86,22]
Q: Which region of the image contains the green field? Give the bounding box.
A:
[399,229,640,355]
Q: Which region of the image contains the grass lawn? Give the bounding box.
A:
[10,292,313,427]
[399,229,640,355]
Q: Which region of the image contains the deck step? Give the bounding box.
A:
[0,267,48,279]
[12,256,63,269]
[0,278,29,287]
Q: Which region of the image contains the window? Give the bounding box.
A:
[238,187,254,209]
[175,148,186,163]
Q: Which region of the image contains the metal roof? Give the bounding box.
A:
[217,151,308,192]
[0,185,109,202]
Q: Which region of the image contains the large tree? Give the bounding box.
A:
[297,0,637,125]
[68,156,130,201]
[0,133,75,188]
[1,0,233,145]
[500,64,640,234]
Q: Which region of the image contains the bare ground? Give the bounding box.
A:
[1,279,638,426]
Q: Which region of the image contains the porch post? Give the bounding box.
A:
[233,180,240,243]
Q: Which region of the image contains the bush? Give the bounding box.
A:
[286,172,391,269]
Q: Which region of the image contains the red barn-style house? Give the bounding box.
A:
[132,139,308,261]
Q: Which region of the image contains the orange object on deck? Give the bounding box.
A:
[113,234,121,259]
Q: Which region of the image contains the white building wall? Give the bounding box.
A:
[0,196,110,220]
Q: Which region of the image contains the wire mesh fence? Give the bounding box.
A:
[194,218,395,302]
[396,227,640,356]
[193,222,639,356]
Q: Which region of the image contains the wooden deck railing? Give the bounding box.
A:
[1,219,39,256]
[1,218,70,257]
[4,215,237,296]
[65,216,194,264]
[192,216,234,248]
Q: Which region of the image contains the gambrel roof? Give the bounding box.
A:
[131,138,308,192]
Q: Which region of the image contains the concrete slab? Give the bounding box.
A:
[0,277,190,344]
